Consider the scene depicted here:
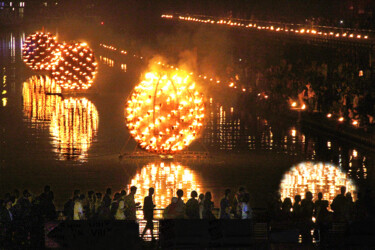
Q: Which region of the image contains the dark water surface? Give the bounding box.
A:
[0,31,374,210]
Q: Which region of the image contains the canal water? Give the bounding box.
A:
[0,31,374,211]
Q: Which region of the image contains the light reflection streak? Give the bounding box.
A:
[22,75,99,161]
[22,76,61,127]
[129,162,201,210]
[99,55,114,67]
[280,162,357,206]
[49,97,99,161]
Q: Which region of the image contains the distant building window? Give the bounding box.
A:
[10,2,12,7]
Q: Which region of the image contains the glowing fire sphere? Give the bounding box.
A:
[126,69,205,154]
[51,43,97,90]
[22,32,61,70]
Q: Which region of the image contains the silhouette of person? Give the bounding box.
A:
[141,187,155,240]
[331,186,347,222]
[163,197,178,219]
[292,195,302,221]
[220,189,231,219]
[175,189,186,219]
[124,186,140,220]
[186,191,199,219]
[300,191,314,244]
[103,188,112,208]
[203,192,215,220]
[39,185,56,220]
[281,197,292,220]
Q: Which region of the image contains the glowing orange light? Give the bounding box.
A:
[129,162,201,209]
[50,97,99,161]
[51,43,97,90]
[22,32,61,70]
[280,162,357,206]
[327,113,332,118]
[22,75,62,125]
[126,67,205,154]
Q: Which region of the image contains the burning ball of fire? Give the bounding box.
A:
[126,69,205,154]
[51,43,97,90]
[22,32,61,70]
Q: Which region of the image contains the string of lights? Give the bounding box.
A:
[161,14,371,41]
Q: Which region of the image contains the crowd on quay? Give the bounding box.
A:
[0,185,253,245]
[230,53,375,131]
[1,184,374,245]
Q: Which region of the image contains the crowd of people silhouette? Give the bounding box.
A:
[0,184,373,247]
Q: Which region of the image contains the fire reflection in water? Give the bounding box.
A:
[22,75,61,128]
[22,75,99,161]
[50,97,99,161]
[129,162,201,210]
[280,162,357,205]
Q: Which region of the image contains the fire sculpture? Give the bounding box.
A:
[126,68,205,154]
[22,32,61,71]
[51,43,97,90]
[279,162,357,206]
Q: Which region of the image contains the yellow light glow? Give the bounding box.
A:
[51,43,97,90]
[129,162,201,210]
[22,32,61,71]
[49,97,99,161]
[126,67,205,154]
[162,15,372,44]
[280,162,357,207]
[22,75,62,126]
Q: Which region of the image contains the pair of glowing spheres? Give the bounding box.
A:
[126,69,205,154]
[22,32,97,90]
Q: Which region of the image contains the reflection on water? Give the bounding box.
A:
[129,162,201,209]
[22,76,61,128]
[280,162,357,205]
[22,75,99,161]
[99,56,114,67]
[50,97,99,161]
[202,103,311,156]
